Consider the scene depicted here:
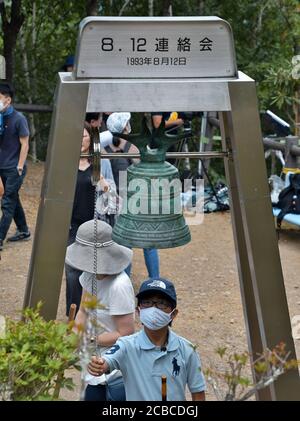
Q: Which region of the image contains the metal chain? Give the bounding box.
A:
[92,186,98,299]
[79,179,100,400]
[91,185,99,355]
[90,127,101,355]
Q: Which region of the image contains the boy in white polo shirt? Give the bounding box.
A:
[88,277,206,401]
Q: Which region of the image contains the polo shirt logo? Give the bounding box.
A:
[105,344,120,355]
[172,357,180,376]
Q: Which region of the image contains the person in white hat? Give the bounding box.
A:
[64,122,116,318]
[66,219,135,401]
[105,112,140,192]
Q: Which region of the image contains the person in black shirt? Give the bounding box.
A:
[151,112,183,133]
[150,112,184,165]
[65,122,114,316]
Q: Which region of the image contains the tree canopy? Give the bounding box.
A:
[0,0,299,160]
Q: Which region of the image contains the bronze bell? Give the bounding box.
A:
[112,117,191,249]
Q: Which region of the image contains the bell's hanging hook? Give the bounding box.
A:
[110,116,193,162]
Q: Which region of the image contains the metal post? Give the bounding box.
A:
[23,76,89,320]
[21,14,300,400]
[284,136,300,170]
[203,111,218,175]
[198,111,208,176]
[220,112,272,400]
[221,80,300,400]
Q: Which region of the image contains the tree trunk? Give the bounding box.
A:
[0,0,25,83]
[199,0,205,15]
[294,41,300,136]
[148,0,154,16]
[20,5,38,163]
[162,1,172,16]
[86,0,99,16]
[294,83,300,137]
[119,0,130,16]
[0,55,5,79]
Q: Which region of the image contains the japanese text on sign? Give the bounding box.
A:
[75,18,237,78]
[99,36,213,68]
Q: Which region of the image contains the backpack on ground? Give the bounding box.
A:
[274,173,300,228]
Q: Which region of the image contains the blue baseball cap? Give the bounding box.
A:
[62,55,74,71]
[136,277,177,306]
[0,81,14,98]
[65,55,74,66]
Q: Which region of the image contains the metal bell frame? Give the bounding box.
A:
[23,16,300,400]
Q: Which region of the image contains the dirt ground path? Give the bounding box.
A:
[0,161,299,400]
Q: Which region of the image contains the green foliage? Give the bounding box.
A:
[213,0,300,126]
[9,1,88,159]
[1,0,299,166]
[205,343,299,400]
[0,303,80,401]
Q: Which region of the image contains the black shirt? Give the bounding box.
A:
[71,165,95,226]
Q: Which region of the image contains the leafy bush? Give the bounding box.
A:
[205,343,299,401]
[0,303,80,401]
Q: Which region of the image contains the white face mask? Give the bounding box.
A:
[139,307,174,330]
[0,101,6,112]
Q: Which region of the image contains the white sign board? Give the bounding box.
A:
[74,17,237,79]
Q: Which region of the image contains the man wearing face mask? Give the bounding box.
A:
[87,277,206,401]
[105,112,139,195]
[0,82,30,251]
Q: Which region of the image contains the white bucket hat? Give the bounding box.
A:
[106,112,131,134]
[65,220,133,274]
